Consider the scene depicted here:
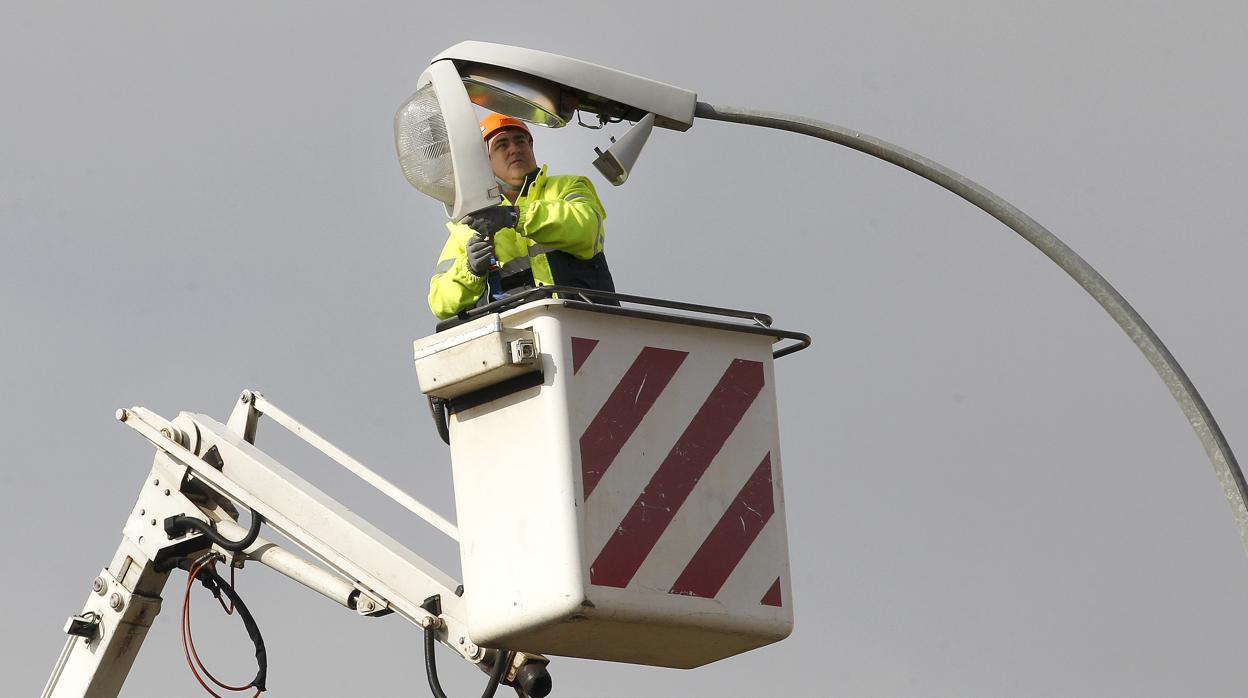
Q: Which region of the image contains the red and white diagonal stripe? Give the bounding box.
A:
[571,336,786,609]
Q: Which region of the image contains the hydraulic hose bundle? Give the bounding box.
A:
[182,554,267,697]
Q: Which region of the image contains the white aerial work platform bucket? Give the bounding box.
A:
[413,288,810,669]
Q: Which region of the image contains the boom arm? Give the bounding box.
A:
[44,390,505,697]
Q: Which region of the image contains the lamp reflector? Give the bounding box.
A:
[461,66,573,128]
[395,84,456,205]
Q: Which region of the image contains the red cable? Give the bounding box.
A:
[184,556,260,696]
[182,555,227,698]
[181,555,262,697]
[214,564,236,615]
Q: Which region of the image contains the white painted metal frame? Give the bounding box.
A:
[150,401,472,645]
[44,394,484,698]
[43,454,193,698]
[246,392,460,541]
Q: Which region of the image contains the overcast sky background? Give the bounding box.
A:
[5,2,1248,696]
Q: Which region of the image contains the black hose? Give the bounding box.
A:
[423,626,509,698]
[166,508,264,552]
[196,562,268,691]
[428,396,451,445]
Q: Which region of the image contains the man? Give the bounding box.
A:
[427,113,616,320]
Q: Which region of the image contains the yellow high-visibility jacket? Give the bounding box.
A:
[427,166,607,320]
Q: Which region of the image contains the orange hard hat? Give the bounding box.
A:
[480,113,531,143]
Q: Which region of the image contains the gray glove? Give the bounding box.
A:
[465,232,496,277]
[461,206,519,238]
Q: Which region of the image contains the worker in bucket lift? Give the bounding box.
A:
[427,113,617,320]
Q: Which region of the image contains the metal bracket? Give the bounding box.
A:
[63,613,100,641]
[120,458,210,563]
[227,390,262,444]
[352,587,393,617]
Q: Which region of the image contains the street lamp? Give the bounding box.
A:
[395,42,695,219]
[394,40,1248,560]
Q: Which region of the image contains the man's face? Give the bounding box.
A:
[487,128,537,187]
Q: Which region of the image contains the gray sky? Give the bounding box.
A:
[6,2,1248,696]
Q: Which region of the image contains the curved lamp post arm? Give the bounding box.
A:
[693,101,1248,556]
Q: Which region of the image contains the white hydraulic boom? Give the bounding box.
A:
[43,389,547,698]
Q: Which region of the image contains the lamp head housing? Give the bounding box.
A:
[431,42,697,131]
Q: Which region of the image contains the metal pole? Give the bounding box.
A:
[693,102,1248,558]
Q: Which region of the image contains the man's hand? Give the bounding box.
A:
[461,206,519,238]
[465,232,496,277]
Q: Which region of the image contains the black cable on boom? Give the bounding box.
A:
[166,508,264,552]
[193,561,268,692]
[428,396,451,445]
[420,594,508,698]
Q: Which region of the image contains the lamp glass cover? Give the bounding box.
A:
[395,83,456,205]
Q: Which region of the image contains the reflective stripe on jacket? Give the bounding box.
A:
[427,165,607,320]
